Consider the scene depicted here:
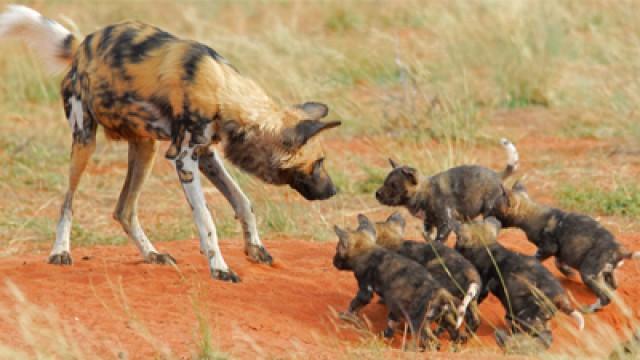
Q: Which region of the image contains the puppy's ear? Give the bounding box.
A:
[388,158,400,169]
[357,214,377,239]
[485,217,502,234]
[401,167,418,185]
[386,212,406,229]
[512,180,527,193]
[334,225,350,248]
[295,102,329,120]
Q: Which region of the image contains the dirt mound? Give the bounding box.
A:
[0,233,638,359]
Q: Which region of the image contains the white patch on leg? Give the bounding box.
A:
[617,260,625,268]
[68,96,83,131]
[127,217,158,258]
[588,298,603,312]
[172,143,229,273]
[51,205,72,255]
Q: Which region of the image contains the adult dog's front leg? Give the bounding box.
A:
[198,149,272,265]
[170,142,239,282]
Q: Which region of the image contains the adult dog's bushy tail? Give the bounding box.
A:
[499,138,519,180]
[0,5,78,73]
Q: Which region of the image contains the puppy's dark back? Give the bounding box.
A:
[458,242,566,317]
[427,165,506,218]
[397,240,481,298]
[352,247,440,318]
[552,211,624,268]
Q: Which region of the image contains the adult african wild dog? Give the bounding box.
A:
[375,138,519,242]
[374,212,482,340]
[333,215,459,350]
[0,5,341,282]
[498,181,640,312]
[451,216,584,349]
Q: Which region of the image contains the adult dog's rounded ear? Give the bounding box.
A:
[282,120,342,150]
[388,158,399,169]
[295,102,329,120]
[401,167,418,185]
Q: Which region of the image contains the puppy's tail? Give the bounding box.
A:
[570,310,585,331]
[499,138,519,180]
[455,282,479,329]
[0,5,79,73]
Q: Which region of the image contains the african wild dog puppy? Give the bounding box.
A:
[497,181,640,312]
[451,216,584,349]
[375,138,519,242]
[333,214,459,350]
[0,6,341,282]
[373,212,482,341]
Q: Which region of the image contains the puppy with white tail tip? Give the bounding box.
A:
[375,138,519,243]
[373,212,482,343]
[333,214,460,351]
[451,215,584,350]
[498,180,640,312]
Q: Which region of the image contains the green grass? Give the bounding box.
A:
[556,183,640,217]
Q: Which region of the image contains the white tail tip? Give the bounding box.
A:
[632,251,640,260]
[571,310,585,331]
[455,283,479,329]
[0,5,72,73]
[500,138,519,167]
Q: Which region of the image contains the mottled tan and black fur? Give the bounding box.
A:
[376,139,518,242]
[452,216,584,349]
[374,212,482,340]
[497,181,640,312]
[0,5,341,282]
[333,215,459,350]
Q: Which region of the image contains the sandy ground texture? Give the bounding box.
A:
[0,231,638,359]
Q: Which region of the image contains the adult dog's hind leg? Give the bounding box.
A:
[49,128,96,265]
[113,139,173,264]
[199,148,272,265]
[171,142,239,282]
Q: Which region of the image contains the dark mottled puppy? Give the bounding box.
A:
[374,212,482,340]
[333,215,458,350]
[497,181,640,312]
[452,216,584,349]
[376,139,518,242]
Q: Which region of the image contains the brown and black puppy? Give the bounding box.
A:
[333,215,458,350]
[452,216,584,349]
[374,212,482,340]
[498,181,640,312]
[375,139,518,242]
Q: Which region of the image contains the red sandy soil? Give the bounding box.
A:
[0,232,639,359]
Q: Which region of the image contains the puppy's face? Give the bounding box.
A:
[375,160,419,206]
[374,212,406,249]
[333,214,377,270]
